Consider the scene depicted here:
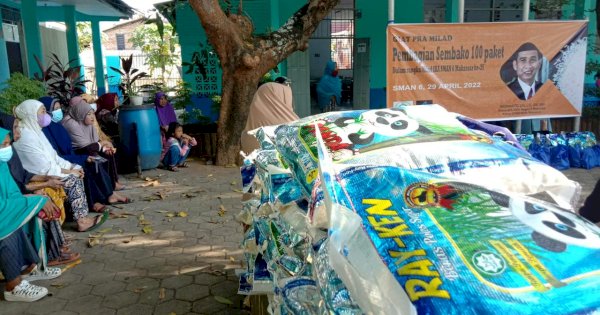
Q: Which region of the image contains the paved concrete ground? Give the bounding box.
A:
[2,161,600,315]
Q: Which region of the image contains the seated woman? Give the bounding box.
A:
[95,93,120,138]
[161,122,197,172]
[42,97,127,206]
[0,114,79,266]
[1,127,63,302]
[155,92,178,132]
[62,98,132,204]
[12,100,108,232]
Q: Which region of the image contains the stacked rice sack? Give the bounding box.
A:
[237,105,600,314]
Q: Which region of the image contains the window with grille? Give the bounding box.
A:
[311,9,355,70]
[116,33,125,50]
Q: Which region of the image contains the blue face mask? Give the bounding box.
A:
[51,109,63,123]
[0,146,13,162]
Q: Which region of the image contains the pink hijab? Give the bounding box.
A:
[241,82,299,153]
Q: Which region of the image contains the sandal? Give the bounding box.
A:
[167,166,179,172]
[177,162,189,168]
[79,210,109,232]
[48,252,81,267]
[92,203,107,213]
[3,280,48,302]
[21,266,62,282]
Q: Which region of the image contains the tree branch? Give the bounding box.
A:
[256,0,340,72]
[189,0,239,62]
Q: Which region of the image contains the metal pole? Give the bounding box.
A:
[388,0,394,24]
[458,0,464,23]
[514,0,530,133]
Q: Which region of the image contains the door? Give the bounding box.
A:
[353,38,370,109]
[286,50,311,118]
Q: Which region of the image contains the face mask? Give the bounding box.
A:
[90,103,97,112]
[332,70,339,77]
[51,109,63,123]
[37,113,52,127]
[0,146,13,162]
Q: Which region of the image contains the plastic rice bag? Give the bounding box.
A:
[320,163,600,314]
[274,106,579,210]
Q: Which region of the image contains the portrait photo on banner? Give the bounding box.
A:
[499,42,550,101]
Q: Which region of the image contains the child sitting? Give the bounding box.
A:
[161,122,197,171]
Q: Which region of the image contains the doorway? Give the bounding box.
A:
[308,0,355,114]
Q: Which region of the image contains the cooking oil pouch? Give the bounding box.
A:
[322,164,600,315]
[276,277,321,315]
[313,238,362,314]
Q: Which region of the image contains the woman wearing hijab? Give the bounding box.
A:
[62,98,132,204]
[12,100,108,232]
[0,117,80,266]
[241,80,299,154]
[0,126,63,302]
[155,92,178,131]
[316,60,342,112]
[95,93,120,138]
[41,97,126,212]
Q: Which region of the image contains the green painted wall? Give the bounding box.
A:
[356,0,423,90]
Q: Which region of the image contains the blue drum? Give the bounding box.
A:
[118,105,162,171]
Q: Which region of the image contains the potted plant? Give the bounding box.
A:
[36,54,90,108]
[110,54,149,105]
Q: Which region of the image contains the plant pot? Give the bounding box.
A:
[130,95,144,106]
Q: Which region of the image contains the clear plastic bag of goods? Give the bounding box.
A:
[319,160,600,314]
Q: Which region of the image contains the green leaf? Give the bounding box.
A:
[214,296,233,305]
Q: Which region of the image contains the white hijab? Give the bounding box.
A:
[13,99,76,176]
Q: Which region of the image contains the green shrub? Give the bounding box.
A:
[0,73,46,113]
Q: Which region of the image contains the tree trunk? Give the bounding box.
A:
[189,0,341,166]
[216,70,260,165]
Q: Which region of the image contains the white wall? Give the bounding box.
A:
[40,26,68,65]
[309,38,331,80]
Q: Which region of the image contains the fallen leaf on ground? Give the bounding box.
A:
[165,212,175,218]
[139,214,145,221]
[168,313,176,315]
[122,239,130,244]
[156,210,169,213]
[218,205,226,217]
[61,259,81,273]
[139,220,152,226]
[230,181,237,186]
[207,174,213,177]
[132,287,147,293]
[50,283,66,288]
[142,180,160,187]
[159,288,166,300]
[229,257,235,262]
[232,189,242,193]
[97,228,112,234]
[142,226,153,234]
[88,238,100,247]
[214,295,233,305]
[177,211,188,217]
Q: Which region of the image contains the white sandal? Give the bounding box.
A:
[3,280,48,302]
[21,266,62,282]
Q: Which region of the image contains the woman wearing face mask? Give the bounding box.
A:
[316,60,342,113]
[62,98,132,204]
[0,114,80,266]
[12,100,108,232]
[0,127,65,301]
[95,93,120,138]
[40,97,125,211]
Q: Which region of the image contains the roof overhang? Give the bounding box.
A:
[3,0,133,20]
